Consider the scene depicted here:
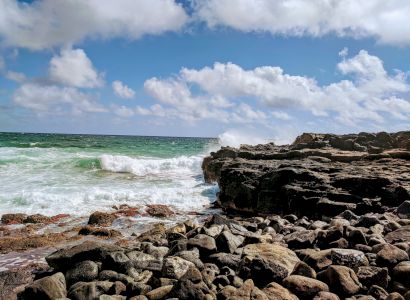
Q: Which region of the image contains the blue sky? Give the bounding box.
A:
[1,0,410,143]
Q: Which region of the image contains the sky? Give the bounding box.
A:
[0,0,410,143]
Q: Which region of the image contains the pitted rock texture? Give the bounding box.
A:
[203,131,410,217]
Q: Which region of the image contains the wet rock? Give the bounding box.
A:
[331,248,369,268]
[1,213,27,224]
[283,275,329,298]
[23,214,51,224]
[78,226,122,238]
[357,266,390,289]
[317,265,362,296]
[375,244,409,268]
[146,205,174,218]
[262,282,298,300]
[46,241,122,270]
[18,272,67,300]
[88,211,116,227]
[66,260,99,286]
[215,230,244,253]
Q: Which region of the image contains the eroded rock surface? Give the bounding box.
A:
[203,131,410,217]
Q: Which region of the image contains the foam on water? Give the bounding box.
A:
[0,134,219,217]
[99,154,201,176]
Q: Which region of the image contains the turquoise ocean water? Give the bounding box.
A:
[0,132,219,217]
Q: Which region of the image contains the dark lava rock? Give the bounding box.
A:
[66,260,99,286]
[46,241,122,270]
[0,265,48,300]
[291,261,317,278]
[331,248,369,268]
[202,131,410,217]
[146,205,174,218]
[357,266,390,289]
[23,214,51,224]
[215,230,244,253]
[88,211,116,227]
[397,201,410,219]
[392,261,410,286]
[1,213,28,225]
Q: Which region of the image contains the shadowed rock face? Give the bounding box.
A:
[203,131,410,218]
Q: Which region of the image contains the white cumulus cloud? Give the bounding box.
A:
[194,0,410,45]
[112,80,135,99]
[49,48,103,88]
[139,50,410,128]
[0,0,189,50]
[13,83,107,115]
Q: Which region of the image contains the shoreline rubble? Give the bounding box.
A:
[1,131,410,299]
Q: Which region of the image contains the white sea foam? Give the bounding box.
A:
[0,147,217,216]
[99,154,202,176]
[218,129,268,148]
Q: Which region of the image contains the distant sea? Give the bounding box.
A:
[0,133,219,217]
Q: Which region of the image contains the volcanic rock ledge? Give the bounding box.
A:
[203,131,410,218]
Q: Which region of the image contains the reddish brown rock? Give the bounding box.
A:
[146,205,174,218]
[1,213,27,225]
[88,211,116,227]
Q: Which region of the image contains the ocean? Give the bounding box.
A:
[0,132,220,218]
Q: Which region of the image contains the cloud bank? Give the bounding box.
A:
[135,50,410,128]
[194,0,410,45]
[0,0,188,50]
[1,0,410,50]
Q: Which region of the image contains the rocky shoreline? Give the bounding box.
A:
[1,131,410,300]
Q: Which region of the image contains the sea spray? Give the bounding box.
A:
[0,133,219,216]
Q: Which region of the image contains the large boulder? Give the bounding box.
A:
[241,243,300,275]
[18,272,67,300]
[46,241,123,270]
[88,211,116,227]
[66,260,99,286]
[317,265,362,296]
[282,275,329,298]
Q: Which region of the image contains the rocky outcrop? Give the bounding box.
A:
[203,131,410,218]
